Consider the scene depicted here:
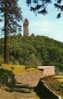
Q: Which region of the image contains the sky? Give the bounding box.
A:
[19,0,63,42]
[0,0,63,42]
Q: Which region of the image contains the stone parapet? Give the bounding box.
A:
[37,66,55,76]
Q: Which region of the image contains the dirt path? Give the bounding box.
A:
[0,89,39,99]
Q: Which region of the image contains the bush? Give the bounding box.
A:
[0,69,16,88]
[54,63,63,73]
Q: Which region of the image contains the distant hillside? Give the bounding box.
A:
[0,34,63,68]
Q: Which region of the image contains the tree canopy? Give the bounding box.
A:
[0,0,22,33]
[0,35,63,68]
[26,0,63,18]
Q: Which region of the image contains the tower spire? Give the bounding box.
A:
[23,18,29,36]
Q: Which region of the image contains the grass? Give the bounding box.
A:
[0,64,41,75]
[42,75,63,98]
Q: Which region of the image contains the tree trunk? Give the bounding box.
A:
[4,12,9,64]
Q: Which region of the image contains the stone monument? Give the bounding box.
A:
[23,18,29,36]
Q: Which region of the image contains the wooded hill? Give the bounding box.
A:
[0,34,63,69]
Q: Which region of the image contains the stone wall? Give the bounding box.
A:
[37,66,55,77]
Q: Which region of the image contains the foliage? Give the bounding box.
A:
[0,0,22,33]
[0,68,16,88]
[26,0,63,18]
[0,35,63,70]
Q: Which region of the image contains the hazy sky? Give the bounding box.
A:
[19,0,63,42]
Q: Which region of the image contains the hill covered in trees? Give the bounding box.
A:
[0,35,63,68]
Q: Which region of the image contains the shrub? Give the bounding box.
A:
[0,69,16,88]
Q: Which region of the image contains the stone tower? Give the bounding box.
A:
[23,19,29,36]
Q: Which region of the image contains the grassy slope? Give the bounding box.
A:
[0,64,41,75]
[42,75,63,98]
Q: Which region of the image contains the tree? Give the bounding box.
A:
[26,0,63,18]
[0,0,22,63]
